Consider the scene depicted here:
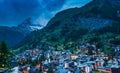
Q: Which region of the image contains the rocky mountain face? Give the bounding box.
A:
[17,17,43,32]
[15,0,120,51]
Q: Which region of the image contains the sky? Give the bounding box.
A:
[0,0,92,26]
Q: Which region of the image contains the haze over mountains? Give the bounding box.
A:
[14,0,120,52]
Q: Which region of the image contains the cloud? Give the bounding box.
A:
[62,0,92,10]
[0,0,91,26]
[43,0,65,11]
[0,0,42,26]
[33,0,66,25]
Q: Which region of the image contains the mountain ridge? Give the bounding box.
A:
[14,0,120,51]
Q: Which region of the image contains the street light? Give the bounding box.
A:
[2,64,5,68]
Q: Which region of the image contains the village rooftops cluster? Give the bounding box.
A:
[0,43,120,73]
[9,45,120,73]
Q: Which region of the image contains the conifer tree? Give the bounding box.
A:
[0,41,10,68]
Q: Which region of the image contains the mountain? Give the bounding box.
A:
[15,0,120,51]
[47,0,120,29]
[0,18,43,47]
[17,17,43,32]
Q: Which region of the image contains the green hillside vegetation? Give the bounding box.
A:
[14,0,120,54]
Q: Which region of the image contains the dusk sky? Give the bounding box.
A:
[0,0,92,26]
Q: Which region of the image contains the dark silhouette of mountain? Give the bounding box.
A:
[0,26,25,47]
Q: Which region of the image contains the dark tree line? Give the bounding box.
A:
[0,41,10,68]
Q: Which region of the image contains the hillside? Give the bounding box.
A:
[15,0,120,51]
[0,26,25,47]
